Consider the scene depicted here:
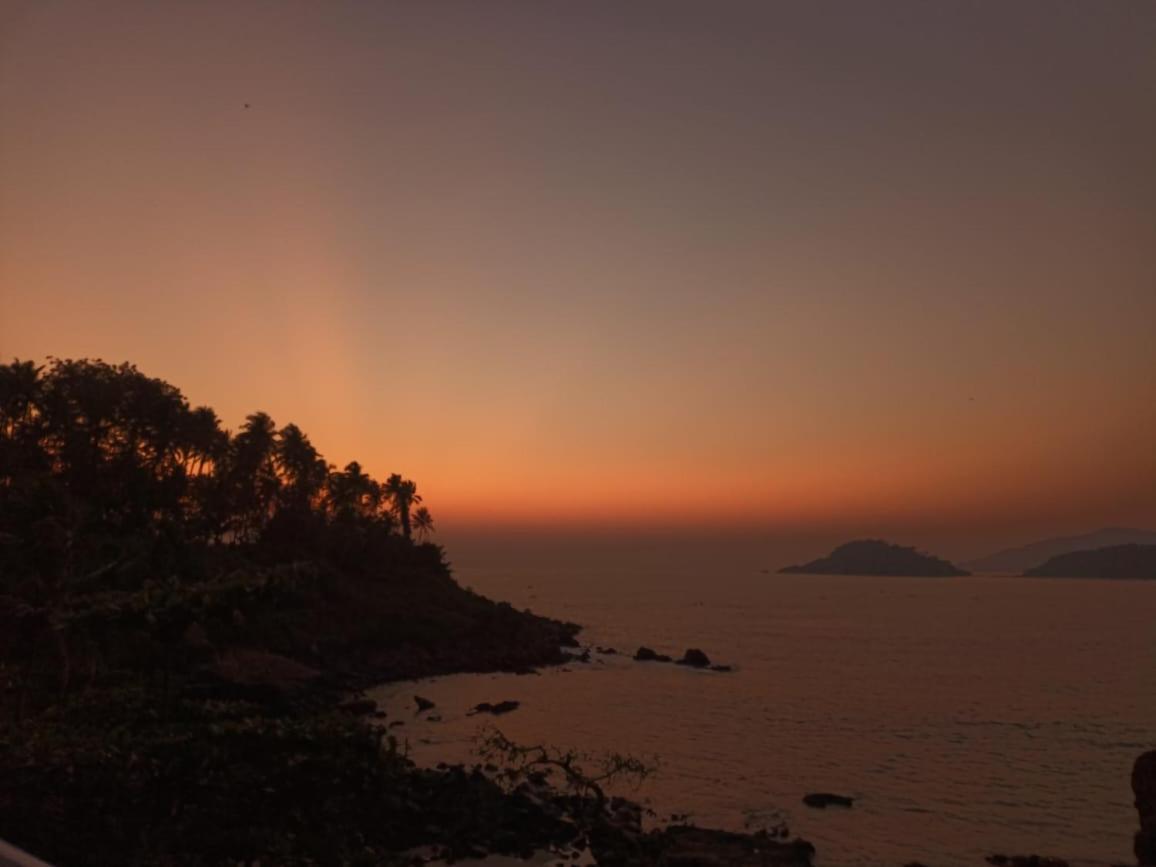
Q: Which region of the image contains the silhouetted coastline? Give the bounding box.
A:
[0,358,813,867]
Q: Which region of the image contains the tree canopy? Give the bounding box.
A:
[0,357,431,599]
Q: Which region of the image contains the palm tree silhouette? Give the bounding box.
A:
[229,412,280,541]
[412,506,434,542]
[275,423,328,512]
[384,474,421,540]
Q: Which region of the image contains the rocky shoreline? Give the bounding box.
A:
[361,644,1156,867]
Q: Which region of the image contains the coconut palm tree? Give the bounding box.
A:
[275,423,328,512]
[327,461,381,523]
[228,411,280,541]
[412,506,434,542]
[384,473,421,540]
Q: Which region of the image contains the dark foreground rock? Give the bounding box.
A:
[677,648,711,668]
[338,697,379,716]
[1135,750,1156,865]
[985,856,1069,867]
[634,646,673,663]
[414,695,436,713]
[470,700,521,716]
[802,792,854,808]
[591,823,814,867]
[636,646,733,671]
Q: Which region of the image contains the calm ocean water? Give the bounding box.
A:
[372,566,1156,867]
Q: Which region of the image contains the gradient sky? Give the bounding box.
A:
[2,1,1154,559]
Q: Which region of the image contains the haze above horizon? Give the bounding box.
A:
[2,1,1154,556]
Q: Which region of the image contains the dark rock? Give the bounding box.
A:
[985,856,1069,867]
[1135,750,1156,865]
[802,792,854,808]
[183,621,213,651]
[634,646,673,663]
[710,664,733,672]
[339,697,378,716]
[414,695,436,713]
[619,824,815,867]
[609,796,643,834]
[596,646,618,655]
[427,714,442,722]
[470,700,520,716]
[677,648,711,668]
[213,648,321,696]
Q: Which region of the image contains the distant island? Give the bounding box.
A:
[780,539,970,577]
[965,527,1156,574]
[1023,544,1156,579]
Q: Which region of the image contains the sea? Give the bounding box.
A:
[371,554,1156,867]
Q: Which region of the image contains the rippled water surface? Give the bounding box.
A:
[372,569,1156,867]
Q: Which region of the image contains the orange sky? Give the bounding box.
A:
[2,1,1154,556]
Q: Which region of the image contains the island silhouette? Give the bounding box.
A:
[1023,544,1156,579]
[965,527,1156,574]
[780,539,970,577]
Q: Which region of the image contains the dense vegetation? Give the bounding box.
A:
[779,539,969,577]
[0,358,582,866]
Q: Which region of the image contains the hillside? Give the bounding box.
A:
[0,358,818,867]
[1023,544,1156,579]
[965,527,1156,574]
[0,359,582,866]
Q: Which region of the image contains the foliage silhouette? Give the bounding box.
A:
[0,357,591,867]
[0,357,432,590]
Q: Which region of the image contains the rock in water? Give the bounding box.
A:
[634,646,673,662]
[802,793,854,808]
[1136,750,1156,865]
[677,648,711,667]
[470,700,520,715]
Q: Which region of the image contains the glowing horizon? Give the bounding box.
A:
[2,2,1154,555]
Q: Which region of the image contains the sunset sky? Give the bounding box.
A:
[2,1,1154,559]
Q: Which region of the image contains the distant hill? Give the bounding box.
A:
[965,527,1156,574]
[1023,544,1156,579]
[780,539,969,577]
